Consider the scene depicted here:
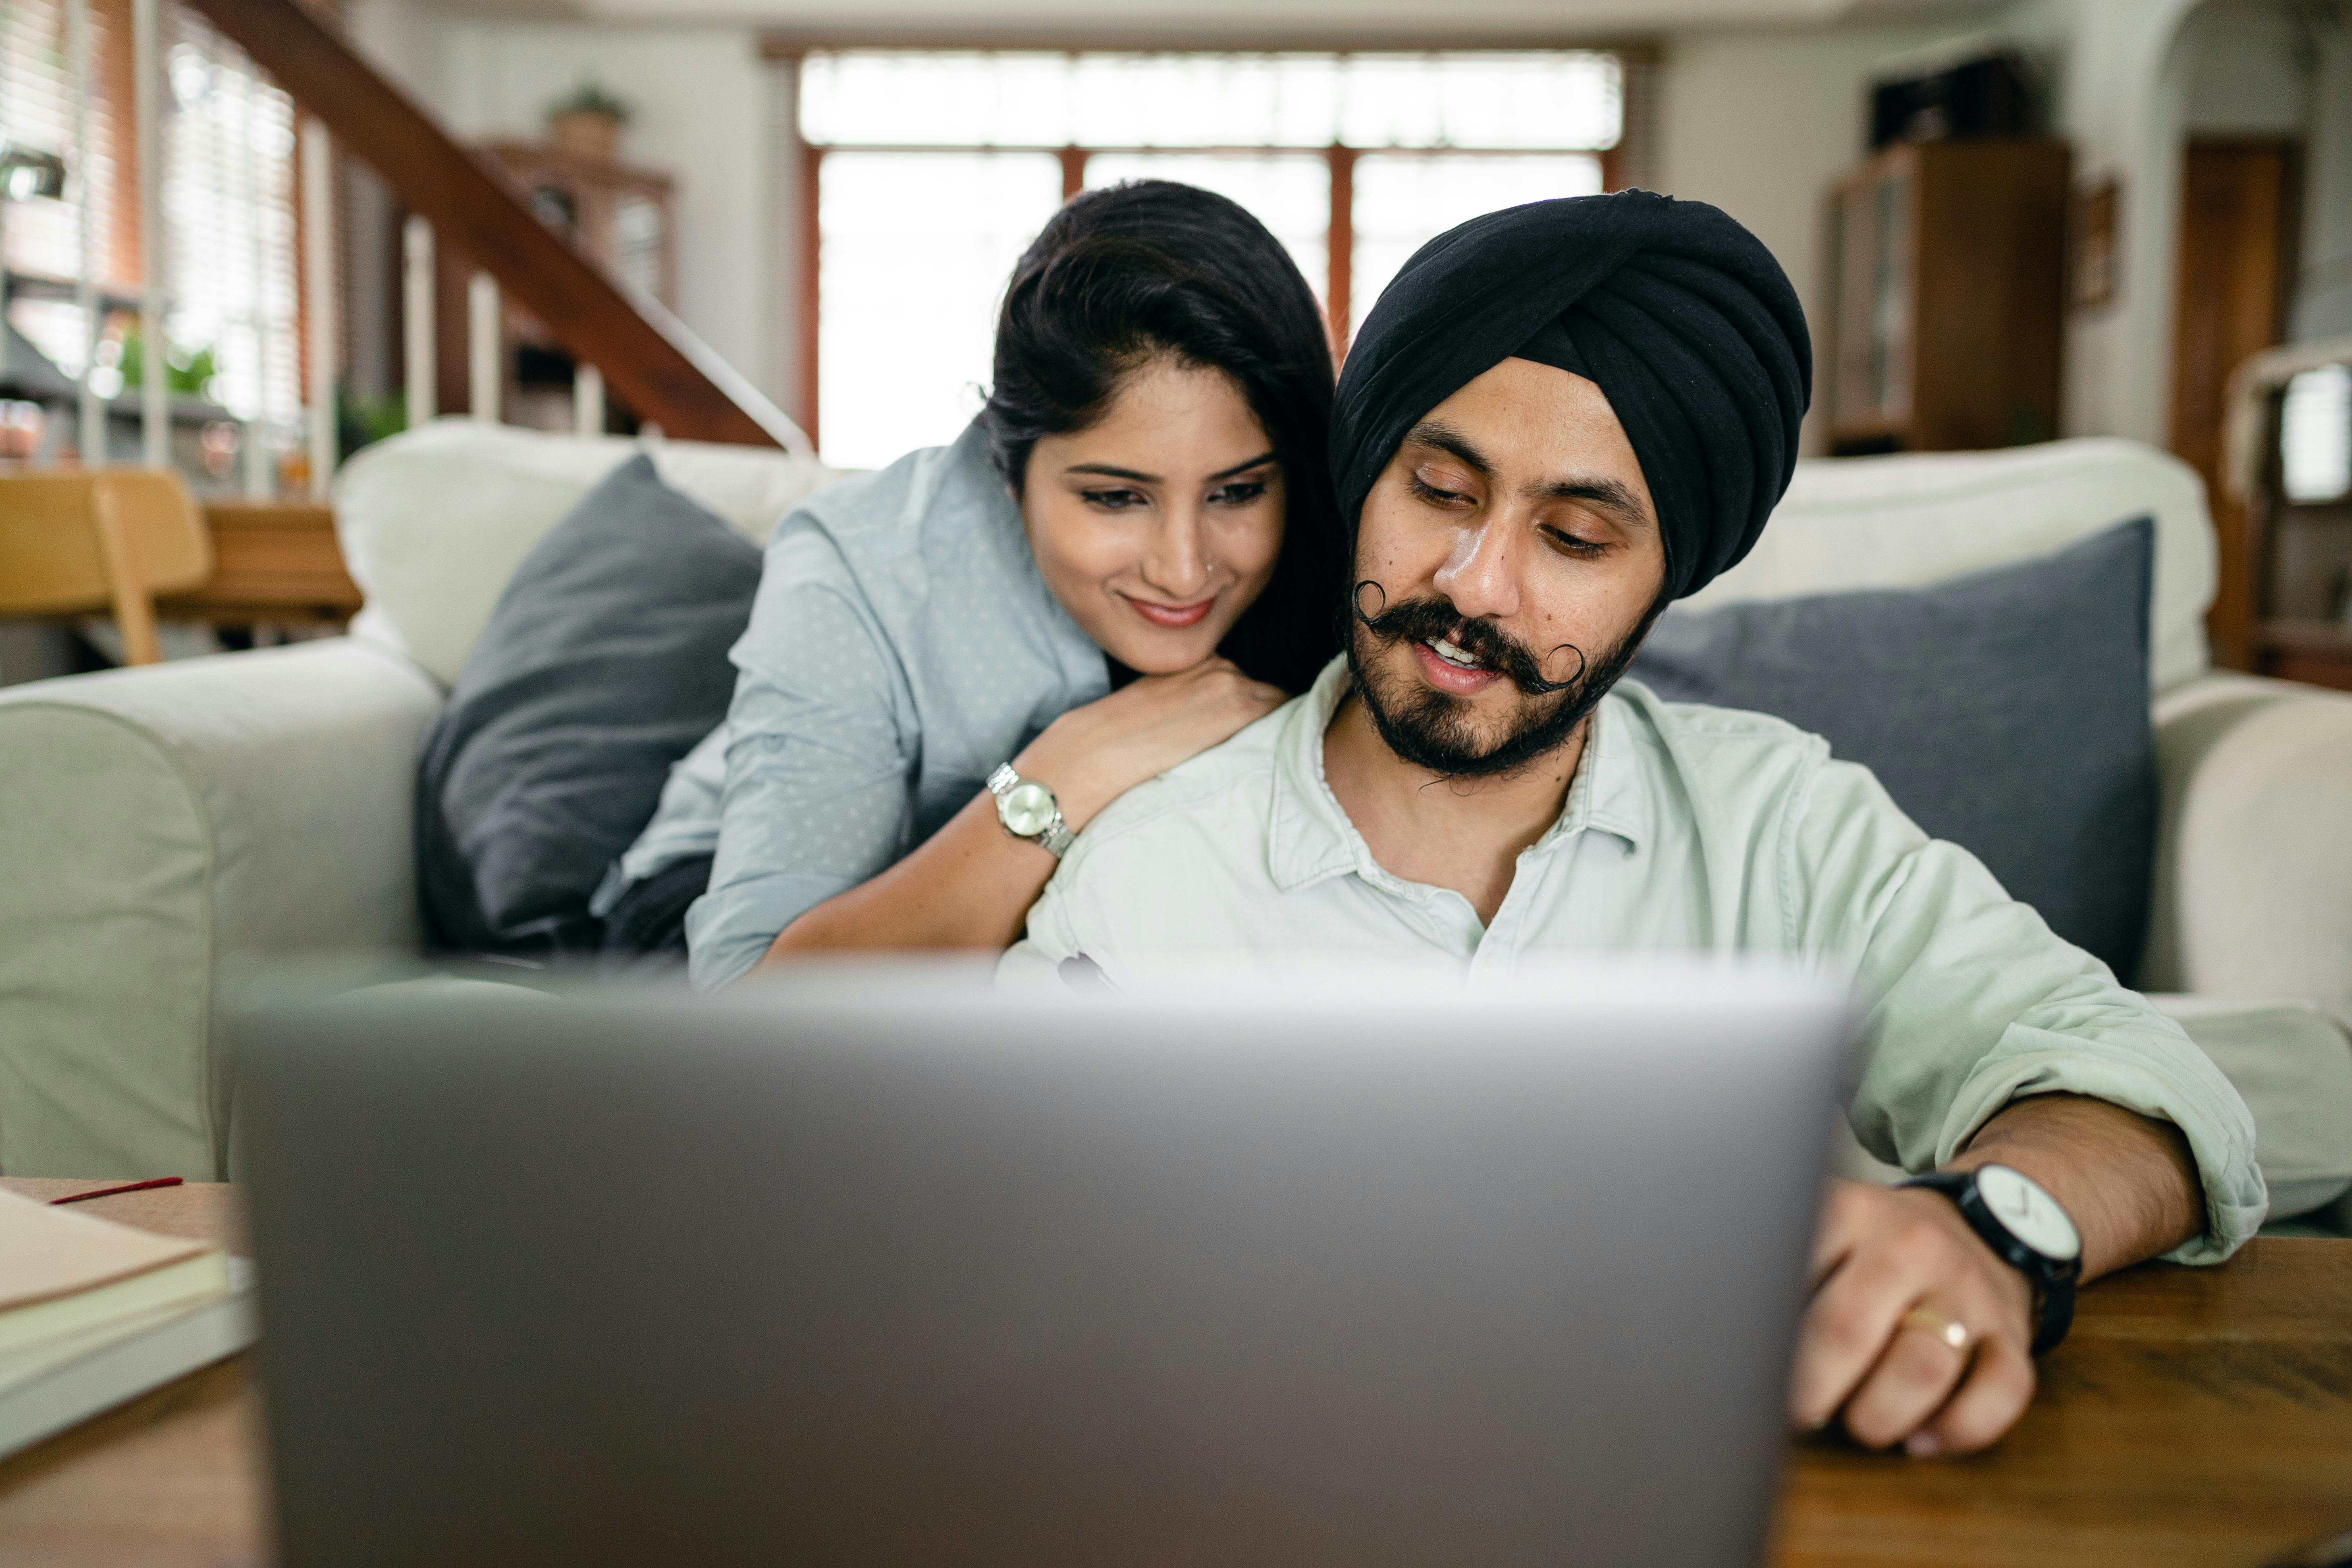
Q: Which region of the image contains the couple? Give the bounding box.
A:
[604,182,2262,1459]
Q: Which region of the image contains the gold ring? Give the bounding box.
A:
[1899,1307,1970,1354]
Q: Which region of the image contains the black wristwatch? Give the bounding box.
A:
[1899,1165,2084,1356]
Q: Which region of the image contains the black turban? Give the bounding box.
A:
[1331,190,1811,604]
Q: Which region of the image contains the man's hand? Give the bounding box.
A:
[1790,1095,2206,1458]
[1789,1179,2036,1458]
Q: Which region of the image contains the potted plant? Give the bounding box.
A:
[545,83,631,161]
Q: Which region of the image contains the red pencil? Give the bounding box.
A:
[49,1178,185,1205]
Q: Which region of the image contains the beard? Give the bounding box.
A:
[1344,586,1658,779]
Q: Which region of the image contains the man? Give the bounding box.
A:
[1000,192,2263,1458]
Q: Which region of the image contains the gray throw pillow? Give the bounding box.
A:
[1628,517,2155,980]
[416,454,760,956]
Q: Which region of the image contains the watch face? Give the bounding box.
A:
[1977,1165,2082,1263]
[1000,780,1059,838]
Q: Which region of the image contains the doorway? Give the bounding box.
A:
[2169,137,2300,670]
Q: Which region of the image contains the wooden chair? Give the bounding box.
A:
[0,471,213,666]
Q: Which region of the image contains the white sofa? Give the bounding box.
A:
[2,426,2348,1220]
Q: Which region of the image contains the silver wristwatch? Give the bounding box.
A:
[987,763,1074,858]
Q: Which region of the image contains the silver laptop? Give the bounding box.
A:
[235,959,1852,1567]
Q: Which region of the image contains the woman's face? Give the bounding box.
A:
[1021,357,1286,675]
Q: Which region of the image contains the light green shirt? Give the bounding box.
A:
[1004,656,2266,1263]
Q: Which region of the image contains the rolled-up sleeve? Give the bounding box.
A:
[686,523,918,989]
[997,852,1094,991]
[1795,758,2267,1263]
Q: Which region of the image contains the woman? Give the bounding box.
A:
[598,181,1342,987]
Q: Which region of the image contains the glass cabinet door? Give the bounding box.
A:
[1830,159,1912,437]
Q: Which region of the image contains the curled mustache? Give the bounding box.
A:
[1352,582,1588,697]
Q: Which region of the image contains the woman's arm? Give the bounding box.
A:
[757,659,1282,961]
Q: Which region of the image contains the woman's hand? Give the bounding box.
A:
[760,659,1285,964]
[1014,659,1286,831]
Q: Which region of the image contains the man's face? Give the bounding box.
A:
[1347,356,1668,776]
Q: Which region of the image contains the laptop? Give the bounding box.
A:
[235,959,1852,1567]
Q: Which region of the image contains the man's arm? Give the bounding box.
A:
[1948,1092,2204,1278]
[1790,756,2263,1256]
[1782,758,2260,1455]
[1790,1093,2203,1457]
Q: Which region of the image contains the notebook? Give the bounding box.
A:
[0,1188,256,1460]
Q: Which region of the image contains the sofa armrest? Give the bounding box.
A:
[0,639,442,1178]
[2144,673,2352,1014]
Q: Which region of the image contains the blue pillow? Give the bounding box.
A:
[416,455,759,956]
[1629,517,2156,980]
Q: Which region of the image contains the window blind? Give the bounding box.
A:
[0,0,299,425]
[0,0,121,377]
[162,4,298,424]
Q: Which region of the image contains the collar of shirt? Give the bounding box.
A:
[1264,654,1652,898]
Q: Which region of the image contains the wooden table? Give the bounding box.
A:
[156,503,362,633]
[0,1181,264,1568]
[2,1178,2346,1567]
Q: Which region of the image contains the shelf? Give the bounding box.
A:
[2,269,147,312]
[2252,619,2352,694]
[2257,619,2352,653]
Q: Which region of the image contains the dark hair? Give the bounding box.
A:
[981,180,1343,695]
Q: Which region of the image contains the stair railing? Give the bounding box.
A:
[180,0,807,460]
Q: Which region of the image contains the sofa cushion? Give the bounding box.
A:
[416,455,760,957]
[1630,517,2155,980]
[334,419,843,687]
[1716,438,2214,692]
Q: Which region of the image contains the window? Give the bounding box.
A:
[160,8,299,427]
[2281,364,2352,506]
[797,49,1628,470]
[815,150,1063,482]
[0,0,123,379]
[0,0,299,440]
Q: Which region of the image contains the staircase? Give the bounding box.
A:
[185,0,800,452]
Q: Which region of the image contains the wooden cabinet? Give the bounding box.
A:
[433,141,677,430]
[1822,138,2070,454]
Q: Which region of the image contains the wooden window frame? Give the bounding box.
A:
[781,44,1648,454]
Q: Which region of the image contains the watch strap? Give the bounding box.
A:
[2029,1273,2076,1358]
[1899,1168,2080,1356]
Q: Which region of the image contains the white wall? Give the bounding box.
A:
[346,0,443,106]
[1986,0,2204,447]
[2180,2,2306,134]
[2168,0,2352,346]
[2009,0,2352,435]
[2290,19,2352,343]
[1652,20,1963,452]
